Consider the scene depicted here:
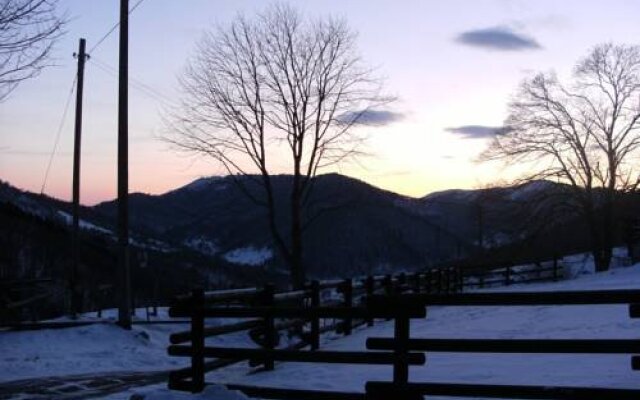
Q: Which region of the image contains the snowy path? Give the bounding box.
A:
[203,265,640,398]
[0,370,169,400]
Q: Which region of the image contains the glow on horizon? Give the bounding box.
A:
[1,0,639,205]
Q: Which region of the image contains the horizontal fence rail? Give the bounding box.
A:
[365,382,640,400]
[225,384,367,400]
[367,338,640,354]
[166,261,640,399]
[368,289,640,307]
[168,346,425,365]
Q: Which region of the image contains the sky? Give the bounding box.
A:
[1,0,640,205]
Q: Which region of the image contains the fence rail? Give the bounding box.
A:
[166,262,640,399]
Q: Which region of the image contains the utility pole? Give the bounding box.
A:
[71,38,88,318]
[117,0,132,329]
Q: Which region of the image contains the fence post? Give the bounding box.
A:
[191,288,205,393]
[262,284,275,371]
[451,268,458,293]
[342,278,353,335]
[393,314,410,385]
[397,273,406,294]
[310,280,320,350]
[365,276,375,327]
[436,269,443,293]
[425,270,432,294]
[412,273,421,294]
[384,275,393,321]
[505,265,511,286]
[384,274,393,295]
[629,303,640,370]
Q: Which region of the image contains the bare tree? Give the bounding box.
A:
[483,43,640,271]
[0,0,66,101]
[168,5,388,288]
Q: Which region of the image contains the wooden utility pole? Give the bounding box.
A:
[71,38,88,318]
[117,0,132,329]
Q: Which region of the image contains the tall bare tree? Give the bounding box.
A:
[169,5,388,288]
[483,43,640,271]
[0,0,66,101]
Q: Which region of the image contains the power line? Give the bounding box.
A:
[90,56,177,107]
[41,76,77,195]
[39,0,148,195]
[88,0,147,54]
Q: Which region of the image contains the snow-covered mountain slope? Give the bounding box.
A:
[92,173,470,277]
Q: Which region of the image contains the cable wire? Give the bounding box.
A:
[41,76,77,194]
[88,0,147,54]
[90,56,178,107]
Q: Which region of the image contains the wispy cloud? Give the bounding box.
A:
[455,27,541,51]
[337,109,405,126]
[445,125,509,139]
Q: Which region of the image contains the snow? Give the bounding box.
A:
[223,246,273,266]
[57,210,112,235]
[183,236,219,256]
[108,385,249,400]
[0,309,256,383]
[56,210,174,253]
[2,257,640,399]
[203,263,640,398]
[507,180,555,201]
[182,177,226,192]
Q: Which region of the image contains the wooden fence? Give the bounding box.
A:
[459,256,562,289]
[166,269,459,394]
[168,285,640,399]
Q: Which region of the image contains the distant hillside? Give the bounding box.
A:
[0,181,261,321]
[4,173,637,301]
[93,173,472,278]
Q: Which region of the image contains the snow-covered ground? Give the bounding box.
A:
[0,308,257,384]
[198,264,640,399]
[2,261,640,399]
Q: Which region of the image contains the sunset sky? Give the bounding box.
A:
[2,0,639,205]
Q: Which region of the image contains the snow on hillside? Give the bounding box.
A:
[183,236,219,256]
[57,210,112,234]
[223,246,273,266]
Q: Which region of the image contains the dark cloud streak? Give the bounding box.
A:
[445,125,509,139]
[337,109,405,126]
[455,27,541,51]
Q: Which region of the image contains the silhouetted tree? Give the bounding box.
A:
[168,5,388,288]
[483,43,640,271]
[0,0,66,101]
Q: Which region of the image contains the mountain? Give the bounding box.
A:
[92,174,471,278]
[0,180,252,322]
[5,173,634,310]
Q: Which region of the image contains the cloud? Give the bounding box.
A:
[445,125,509,139]
[337,109,405,126]
[455,27,541,51]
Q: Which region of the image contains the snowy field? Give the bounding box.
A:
[199,264,640,399]
[2,260,640,399]
[0,308,260,384]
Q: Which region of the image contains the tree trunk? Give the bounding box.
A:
[290,169,306,289]
[584,199,609,273]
